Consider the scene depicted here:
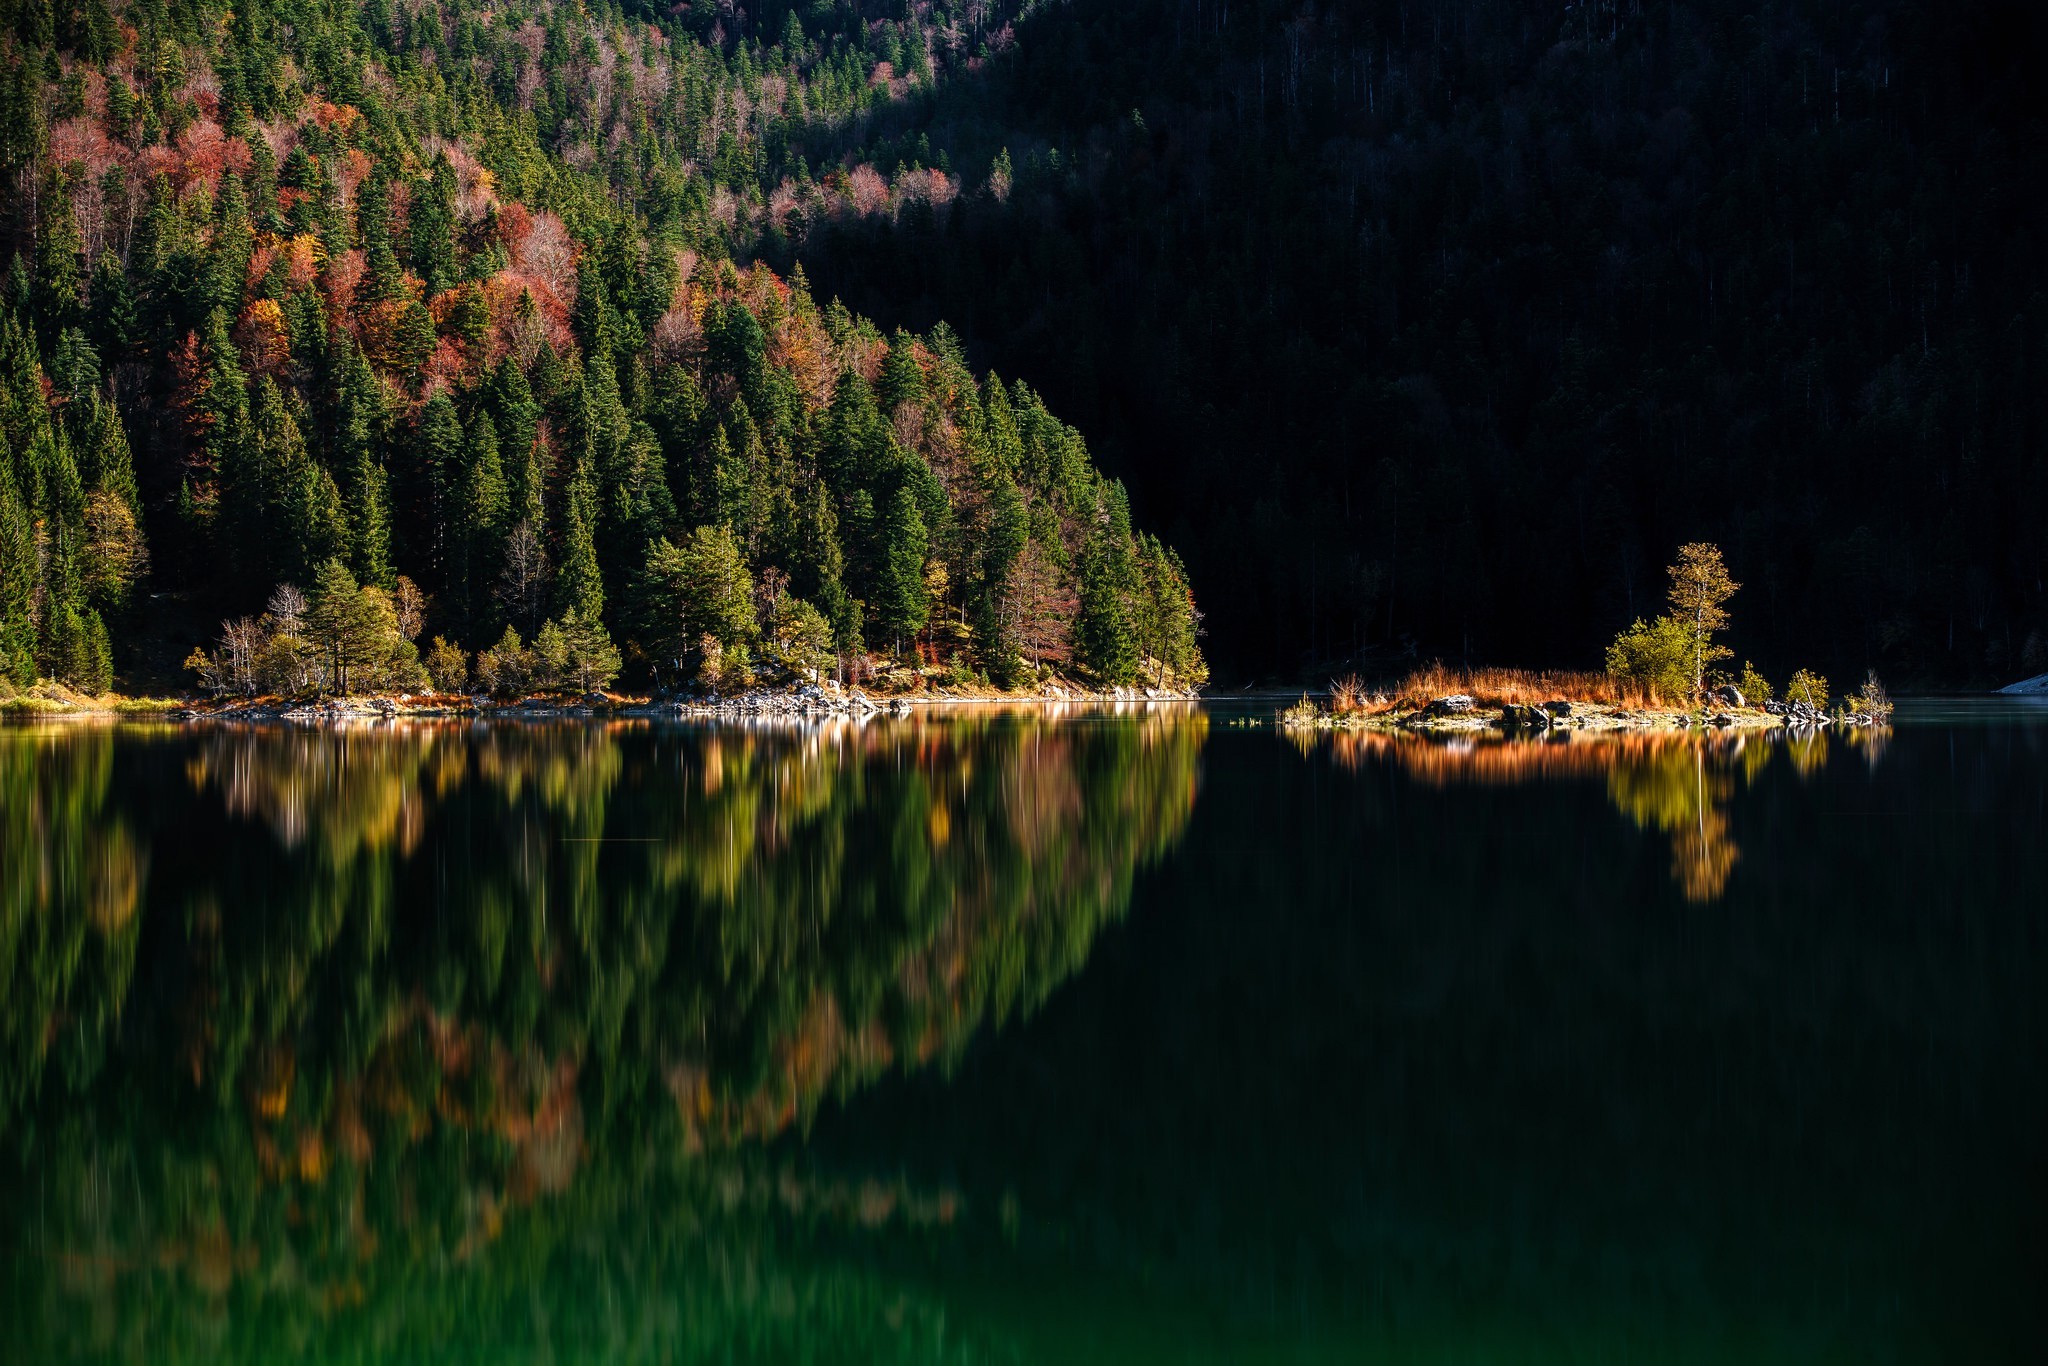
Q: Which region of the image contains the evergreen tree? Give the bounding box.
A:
[330,338,394,590]
[875,485,929,655]
[453,411,509,636]
[32,171,85,341]
[207,172,254,317]
[973,476,1030,682]
[877,329,926,416]
[0,462,36,685]
[642,525,754,669]
[1077,490,1141,685]
[554,460,604,623]
[408,391,463,590]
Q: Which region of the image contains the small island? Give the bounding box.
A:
[1280,544,1894,736]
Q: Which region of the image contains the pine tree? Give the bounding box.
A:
[554,457,605,623]
[454,411,509,635]
[973,475,1029,681]
[0,462,36,685]
[410,155,459,296]
[208,171,254,317]
[86,255,136,359]
[409,390,463,589]
[219,377,298,584]
[306,557,386,694]
[642,525,756,664]
[488,355,541,491]
[33,171,85,341]
[330,338,393,589]
[875,484,929,655]
[1077,489,1141,685]
[877,329,926,416]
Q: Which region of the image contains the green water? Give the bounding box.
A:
[2,701,2043,1362]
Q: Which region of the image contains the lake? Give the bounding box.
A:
[2,700,2044,1362]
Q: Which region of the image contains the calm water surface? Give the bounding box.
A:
[2,700,2044,1362]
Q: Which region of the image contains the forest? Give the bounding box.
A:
[791,0,2048,683]
[0,0,1203,698]
[2,0,2042,691]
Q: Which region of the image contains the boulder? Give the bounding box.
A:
[1541,699,1574,718]
[1419,694,1476,719]
[1497,703,1551,730]
[1707,684,1746,709]
[1707,712,1736,728]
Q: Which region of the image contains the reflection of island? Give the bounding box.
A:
[1301,728,1854,902]
[0,712,1204,1360]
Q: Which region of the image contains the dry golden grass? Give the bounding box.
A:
[1388,662,1670,711]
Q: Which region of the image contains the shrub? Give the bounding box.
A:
[475,626,534,696]
[1737,661,1773,704]
[424,636,470,693]
[765,594,834,679]
[1850,670,1894,718]
[1329,674,1366,714]
[1281,695,1323,725]
[1785,669,1830,709]
[716,641,755,693]
[1603,617,1694,703]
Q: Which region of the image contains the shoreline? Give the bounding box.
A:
[1,679,1204,723]
[1276,695,1885,735]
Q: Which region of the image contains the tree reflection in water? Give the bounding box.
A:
[0,709,1203,1361]
[1303,726,1886,903]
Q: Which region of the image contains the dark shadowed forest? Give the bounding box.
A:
[2,0,2043,688]
[791,0,2048,683]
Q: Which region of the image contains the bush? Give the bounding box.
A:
[716,641,755,693]
[424,636,470,693]
[1785,669,1830,709]
[1737,661,1773,704]
[475,626,533,697]
[1850,670,1893,718]
[1603,617,1694,703]
[765,595,834,679]
[1281,695,1323,725]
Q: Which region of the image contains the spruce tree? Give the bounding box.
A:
[554,458,605,623]
[877,329,926,415]
[0,462,35,685]
[207,171,254,317]
[33,171,85,341]
[455,411,509,635]
[410,391,463,588]
[875,484,929,656]
[1077,489,1141,685]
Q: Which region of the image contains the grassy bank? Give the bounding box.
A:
[1278,665,1877,734]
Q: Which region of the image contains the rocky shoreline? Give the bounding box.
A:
[154,678,1203,724]
[1283,689,1889,736]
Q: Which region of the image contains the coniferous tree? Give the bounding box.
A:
[409,390,463,590]
[0,462,35,686]
[875,484,929,656]
[453,412,509,637]
[554,460,605,624]
[642,525,755,671]
[1077,490,1141,685]
[32,173,85,343]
